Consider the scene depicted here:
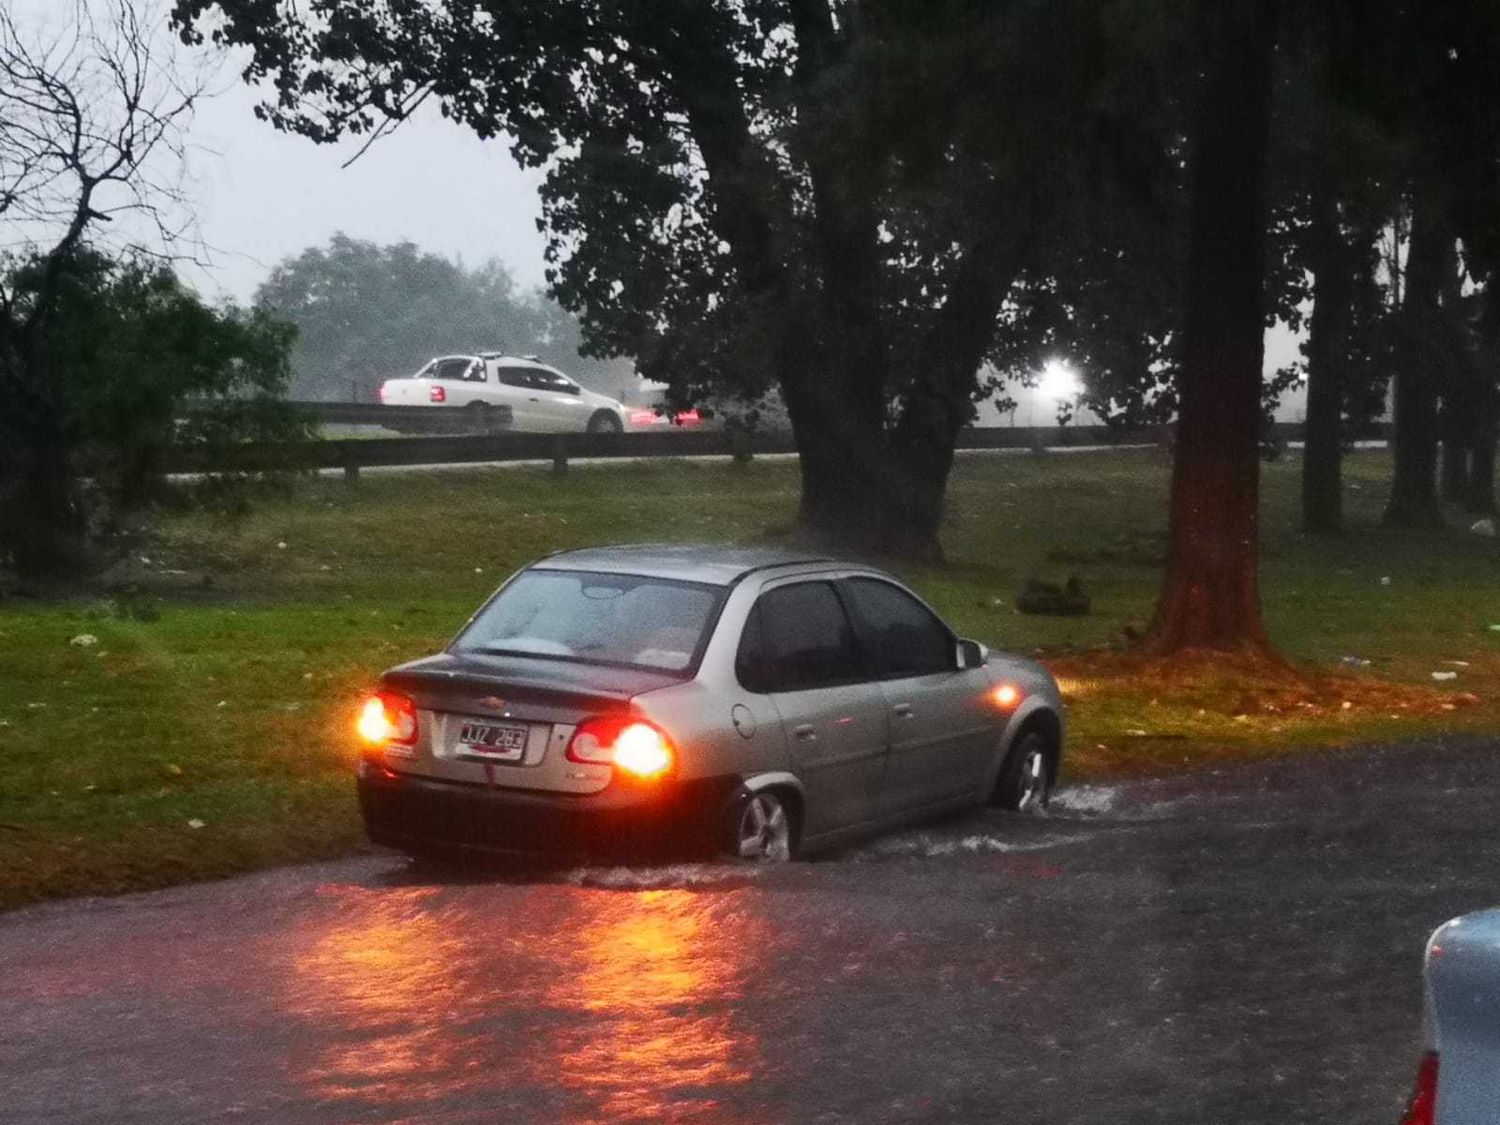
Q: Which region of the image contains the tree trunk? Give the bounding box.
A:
[1301,177,1350,534]
[0,424,84,582]
[1440,434,1468,503]
[1467,384,1499,515]
[1143,0,1275,655]
[1383,193,1447,528]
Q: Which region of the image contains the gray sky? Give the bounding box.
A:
[186,80,550,303]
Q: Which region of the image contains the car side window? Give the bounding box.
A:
[536,369,581,395]
[498,367,533,388]
[433,357,472,381]
[844,577,955,678]
[741,582,863,693]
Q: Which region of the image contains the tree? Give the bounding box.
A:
[0,0,204,578]
[0,250,301,580]
[175,0,1175,559]
[254,235,635,401]
[1142,0,1276,654]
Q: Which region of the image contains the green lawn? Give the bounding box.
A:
[1,450,1496,908]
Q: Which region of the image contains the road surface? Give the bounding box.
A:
[5,737,1496,1124]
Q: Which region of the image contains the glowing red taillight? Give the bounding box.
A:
[566,717,675,779]
[1398,1052,1438,1125]
[429,384,446,403]
[357,692,418,746]
[378,382,389,402]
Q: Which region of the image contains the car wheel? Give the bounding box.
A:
[993,730,1054,813]
[586,409,623,434]
[727,789,795,862]
[465,401,498,434]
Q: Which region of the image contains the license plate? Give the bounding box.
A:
[457,721,528,761]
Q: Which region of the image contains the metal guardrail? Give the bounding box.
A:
[163,417,1390,477]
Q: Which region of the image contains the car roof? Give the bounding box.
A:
[432,354,552,369]
[532,544,846,586]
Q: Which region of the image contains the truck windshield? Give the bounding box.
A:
[454,570,720,674]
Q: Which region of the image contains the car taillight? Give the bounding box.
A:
[429,384,446,403]
[357,692,418,746]
[566,717,675,779]
[378,382,389,402]
[1398,1052,1438,1125]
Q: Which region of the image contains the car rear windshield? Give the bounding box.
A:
[454,569,721,674]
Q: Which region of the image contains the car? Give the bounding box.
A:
[354,544,1065,863]
[1397,909,1500,1125]
[378,354,629,434]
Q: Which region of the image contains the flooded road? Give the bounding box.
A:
[5,737,1499,1124]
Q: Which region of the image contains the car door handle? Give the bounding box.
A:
[892,703,914,719]
[792,723,817,741]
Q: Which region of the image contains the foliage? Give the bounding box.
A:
[253,234,635,401]
[0,250,304,579]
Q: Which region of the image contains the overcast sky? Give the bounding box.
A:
[186,82,551,303]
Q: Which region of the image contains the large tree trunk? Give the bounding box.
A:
[1301,177,1350,534]
[1383,193,1448,528]
[1143,0,1275,655]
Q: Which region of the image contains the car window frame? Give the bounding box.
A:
[432,356,475,382]
[735,578,870,695]
[836,574,959,681]
[496,366,536,389]
[447,567,731,680]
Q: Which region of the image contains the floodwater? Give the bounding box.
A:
[4,737,1498,1123]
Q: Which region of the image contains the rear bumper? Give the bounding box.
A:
[356,759,740,859]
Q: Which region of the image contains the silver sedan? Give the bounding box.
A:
[355,545,1065,862]
[1399,909,1500,1124]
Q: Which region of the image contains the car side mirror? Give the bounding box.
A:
[956,638,987,670]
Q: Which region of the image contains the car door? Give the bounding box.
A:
[494,366,546,430]
[528,367,592,431]
[840,576,996,814]
[737,580,889,840]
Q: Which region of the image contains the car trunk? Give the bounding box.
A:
[380,379,441,406]
[378,652,681,794]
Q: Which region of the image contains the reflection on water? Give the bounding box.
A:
[278,881,769,1122]
[549,888,767,1122]
[286,887,474,1103]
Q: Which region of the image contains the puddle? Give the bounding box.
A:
[852,831,1094,861]
[1050,785,1122,815]
[558,862,764,890]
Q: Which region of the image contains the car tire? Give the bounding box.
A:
[724,788,797,862]
[586,409,623,435]
[465,401,499,435]
[992,729,1054,813]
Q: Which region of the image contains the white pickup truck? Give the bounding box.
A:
[379,354,629,434]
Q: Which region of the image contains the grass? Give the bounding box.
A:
[1,449,1497,909]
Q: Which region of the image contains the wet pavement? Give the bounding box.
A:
[4,736,1498,1124]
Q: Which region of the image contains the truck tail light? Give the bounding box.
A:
[357,692,418,746]
[1398,1052,1438,1125]
[429,384,446,403]
[566,717,675,779]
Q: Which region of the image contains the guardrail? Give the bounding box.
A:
[162,418,1390,478]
